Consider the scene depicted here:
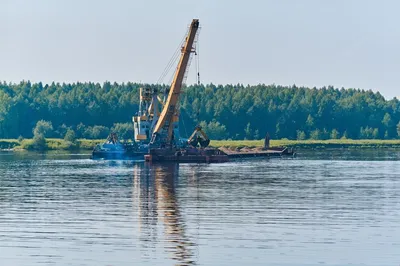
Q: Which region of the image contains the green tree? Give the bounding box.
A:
[382,113,393,128]
[33,120,53,137]
[296,130,306,140]
[244,123,253,140]
[359,127,367,139]
[341,130,348,139]
[306,115,314,128]
[76,123,87,138]
[111,123,133,140]
[309,129,321,140]
[0,90,12,126]
[384,130,389,139]
[1,81,400,141]
[360,126,378,139]
[56,124,69,138]
[32,134,47,150]
[64,129,76,143]
[83,126,110,139]
[207,121,227,140]
[321,128,329,140]
[83,127,93,139]
[92,126,110,139]
[199,120,227,140]
[30,120,53,150]
[330,129,339,139]
[372,128,379,139]
[397,121,400,138]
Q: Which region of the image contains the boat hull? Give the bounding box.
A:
[91,150,147,160]
[145,147,229,163]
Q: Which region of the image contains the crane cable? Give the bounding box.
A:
[196,39,200,85]
[156,29,189,85]
[156,42,181,84]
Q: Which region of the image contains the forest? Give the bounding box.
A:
[0,81,400,140]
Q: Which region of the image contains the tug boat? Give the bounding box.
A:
[91,133,147,160]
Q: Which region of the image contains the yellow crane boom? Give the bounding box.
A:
[151,19,200,146]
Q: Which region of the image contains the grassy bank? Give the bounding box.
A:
[2,138,400,151]
[0,138,104,151]
[211,139,400,149]
[0,139,20,149]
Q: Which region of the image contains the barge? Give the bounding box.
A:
[145,147,229,163]
[145,146,294,163]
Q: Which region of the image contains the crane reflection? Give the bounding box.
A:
[133,163,197,266]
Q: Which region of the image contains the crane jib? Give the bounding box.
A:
[150,19,200,147]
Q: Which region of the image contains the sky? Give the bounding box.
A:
[1,0,399,99]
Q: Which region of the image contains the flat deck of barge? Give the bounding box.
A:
[145,146,294,163]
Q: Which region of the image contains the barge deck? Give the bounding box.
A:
[145,146,294,163]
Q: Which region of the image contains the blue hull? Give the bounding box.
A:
[91,150,147,160]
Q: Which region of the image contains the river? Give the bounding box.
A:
[0,149,399,266]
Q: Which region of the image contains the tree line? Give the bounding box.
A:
[0,81,399,140]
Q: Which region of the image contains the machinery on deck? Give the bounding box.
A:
[133,86,160,143]
[187,125,210,148]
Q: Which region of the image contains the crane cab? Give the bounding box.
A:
[133,86,160,143]
[133,116,151,142]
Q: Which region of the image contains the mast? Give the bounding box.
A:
[151,19,200,146]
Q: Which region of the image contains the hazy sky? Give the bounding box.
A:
[1,0,399,99]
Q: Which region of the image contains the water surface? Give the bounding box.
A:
[0,150,399,266]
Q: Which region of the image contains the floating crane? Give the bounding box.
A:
[146,19,229,163]
[93,20,200,160]
[93,19,294,162]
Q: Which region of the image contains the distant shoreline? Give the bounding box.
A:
[2,139,400,151]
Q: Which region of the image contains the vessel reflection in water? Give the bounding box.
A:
[133,163,197,266]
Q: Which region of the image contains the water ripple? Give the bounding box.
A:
[0,150,400,265]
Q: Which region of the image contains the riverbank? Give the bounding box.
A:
[0,139,104,151]
[211,139,400,149]
[2,138,400,151]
